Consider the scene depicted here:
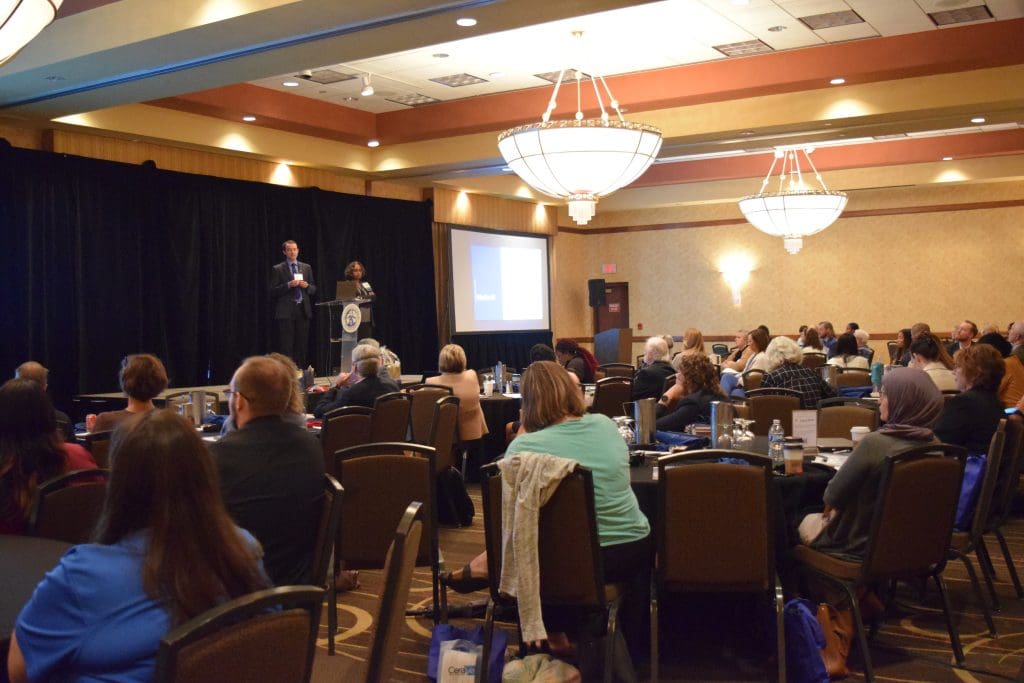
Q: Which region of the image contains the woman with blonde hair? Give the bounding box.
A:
[427,343,488,479]
[679,328,705,356]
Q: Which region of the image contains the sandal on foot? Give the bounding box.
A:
[441,564,489,594]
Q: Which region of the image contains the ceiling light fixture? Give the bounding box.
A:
[830,77,846,85]
[943,156,953,161]
[367,139,380,148]
[970,116,986,123]
[0,0,62,67]
[242,115,256,122]
[282,80,299,87]
[360,74,374,97]
[456,17,476,27]
[497,31,662,225]
[738,146,848,255]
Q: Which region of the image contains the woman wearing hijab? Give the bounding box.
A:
[798,367,944,558]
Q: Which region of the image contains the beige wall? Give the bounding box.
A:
[552,181,1024,358]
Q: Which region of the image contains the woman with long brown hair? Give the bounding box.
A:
[9,410,269,683]
[0,379,96,535]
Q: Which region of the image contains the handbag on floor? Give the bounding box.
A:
[816,603,852,679]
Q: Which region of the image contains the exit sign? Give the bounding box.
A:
[601,263,616,274]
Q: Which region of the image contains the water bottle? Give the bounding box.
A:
[768,419,785,467]
[870,361,884,394]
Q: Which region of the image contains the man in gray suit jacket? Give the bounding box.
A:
[270,240,316,367]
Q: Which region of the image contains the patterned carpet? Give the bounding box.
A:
[311,485,1024,682]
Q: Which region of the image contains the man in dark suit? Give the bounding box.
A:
[212,356,324,586]
[313,343,395,418]
[16,361,74,441]
[270,239,316,367]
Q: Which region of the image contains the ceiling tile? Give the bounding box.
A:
[845,0,935,35]
[813,21,881,40]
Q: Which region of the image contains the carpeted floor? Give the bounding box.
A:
[311,485,1024,682]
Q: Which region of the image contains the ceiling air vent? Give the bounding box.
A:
[385,93,441,107]
[713,39,773,57]
[430,73,488,87]
[300,69,355,85]
[928,5,993,26]
[799,10,865,30]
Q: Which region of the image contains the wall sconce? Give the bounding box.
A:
[718,252,753,307]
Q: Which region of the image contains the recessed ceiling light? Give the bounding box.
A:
[767,25,787,32]
[282,80,299,87]
[971,116,986,123]
[456,17,476,27]
[433,52,450,59]
[242,115,256,122]
[942,156,953,161]
[367,139,380,148]
[830,77,846,85]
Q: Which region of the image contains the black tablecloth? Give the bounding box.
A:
[479,394,520,462]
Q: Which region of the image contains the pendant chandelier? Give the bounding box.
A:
[738,146,847,254]
[0,0,62,67]
[498,32,662,225]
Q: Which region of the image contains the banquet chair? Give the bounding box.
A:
[977,413,1024,609]
[590,376,633,419]
[818,404,880,438]
[27,469,111,544]
[478,462,632,683]
[741,368,764,390]
[364,502,425,683]
[427,395,460,472]
[801,353,827,369]
[835,371,872,389]
[153,586,324,683]
[663,374,677,395]
[948,420,1006,636]
[327,442,442,653]
[651,450,783,683]
[887,341,901,364]
[82,430,114,468]
[794,444,967,682]
[370,392,412,441]
[746,393,800,436]
[711,343,730,357]
[598,363,635,379]
[321,406,372,476]
[309,474,344,591]
[406,384,452,444]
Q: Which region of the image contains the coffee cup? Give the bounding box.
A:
[850,425,870,444]
[483,380,494,397]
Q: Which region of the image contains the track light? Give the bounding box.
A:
[360,75,374,97]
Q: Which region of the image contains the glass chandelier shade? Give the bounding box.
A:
[497,33,662,225]
[0,0,62,67]
[738,147,847,254]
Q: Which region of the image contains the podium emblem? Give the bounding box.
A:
[341,303,362,333]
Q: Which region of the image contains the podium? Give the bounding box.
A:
[594,327,632,365]
[316,296,368,374]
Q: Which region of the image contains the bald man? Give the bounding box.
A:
[15,361,73,441]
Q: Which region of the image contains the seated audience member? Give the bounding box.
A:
[220,353,308,435]
[720,328,771,395]
[761,336,836,409]
[678,328,705,357]
[554,338,598,384]
[978,330,1012,358]
[817,321,838,357]
[656,354,725,431]
[15,362,74,441]
[9,410,268,683]
[934,343,1005,453]
[801,327,825,355]
[798,368,942,555]
[661,334,675,357]
[0,379,97,535]
[721,329,750,370]
[893,327,913,366]
[357,337,401,389]
[427,344,489,478]
[797,325,808,347]
[87,354,168,432]
[212,356,323,585]
[443,362,650,655]
[853,328,872,361]
[632,336,675,401]
[826,333,869,370]
[845,322,859,335]
[946,319,978,357]
[313,343,395,417]
[999,321,1024,407]
[908,334,956,392]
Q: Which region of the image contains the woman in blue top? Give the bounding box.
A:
[9,410,269,683]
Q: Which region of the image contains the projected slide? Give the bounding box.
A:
[451,228,550,333]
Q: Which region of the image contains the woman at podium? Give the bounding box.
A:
[343,260,375,338]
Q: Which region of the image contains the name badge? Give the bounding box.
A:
[292,272,304,281]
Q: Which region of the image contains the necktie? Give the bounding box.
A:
[291,263,301,302]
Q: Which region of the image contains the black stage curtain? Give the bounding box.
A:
[0,145,437,412]
[453,331,553,374]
